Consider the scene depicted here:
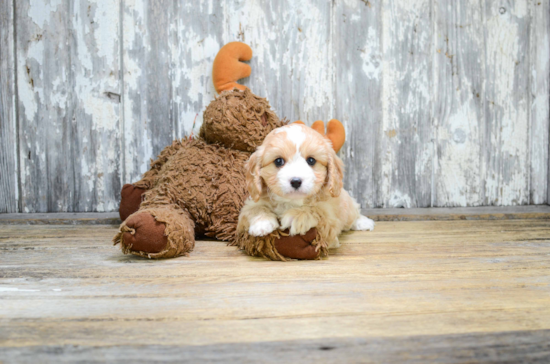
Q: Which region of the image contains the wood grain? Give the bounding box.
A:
[2,330,549,363]
[122,0,176,184]
[0,0,17,213]
[1,219,550,361]
[380,0,433,207]
[2,0,550,211]
[333,0,381,208]
[15,0,122,213]
[433,0,486,207]
[226,0,334,123]
[530,1,550,204]
[483,1,531,206]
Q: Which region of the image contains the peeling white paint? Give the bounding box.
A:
[28,0,63,28]
[7,0,547,212]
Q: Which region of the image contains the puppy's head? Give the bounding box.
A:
[246,123,344,202]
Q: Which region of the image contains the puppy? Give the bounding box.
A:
[238,123,374,248]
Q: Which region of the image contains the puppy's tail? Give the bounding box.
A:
[295,119,346,153]
[213,42,252,94]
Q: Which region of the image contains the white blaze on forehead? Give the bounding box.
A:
[275,125,306,153]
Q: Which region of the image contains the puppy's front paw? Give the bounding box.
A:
[249,217,279,236]
[280,210,318,236]
[351,215,375,231]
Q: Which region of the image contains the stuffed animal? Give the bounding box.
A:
[113,42,345,260]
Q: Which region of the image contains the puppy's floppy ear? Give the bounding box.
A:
[245,147,264,202]
[326,149,344,197]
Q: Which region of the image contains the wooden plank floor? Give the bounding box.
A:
[1,219,550,362]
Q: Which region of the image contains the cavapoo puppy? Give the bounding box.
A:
[237,122,374,249]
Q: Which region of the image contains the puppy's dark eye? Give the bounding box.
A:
[274,158,285,167]
[306,157,316,166]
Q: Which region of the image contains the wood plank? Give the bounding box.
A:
[122,0,226,185]
[378,0,433,207]
[1,330,549,363]
[362,204,550,221]
[333,0,381,208]
[3,206,550,225]
[530,1,550,204]
[483,1,531,205]
[0,212,120,225]
[15,0,122,212]
[224,0,334,124]
[433,0,486,206]
[1,220,550,361]
[171,1,225,139]
[121,0,172,185]
[0,0,18,213]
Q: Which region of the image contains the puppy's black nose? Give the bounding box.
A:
[290,178,302,189]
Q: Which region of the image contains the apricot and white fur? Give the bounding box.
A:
[238,123,374,248]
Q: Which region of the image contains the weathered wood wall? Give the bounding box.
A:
[0,0,549,212]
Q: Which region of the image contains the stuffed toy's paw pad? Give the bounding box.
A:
[274,228,319,260]
[121,212,168,254]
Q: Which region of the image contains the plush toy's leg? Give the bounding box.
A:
[113,205,195,259]
[234,227,326,261]
[274,228,320,260]
[119,184,147,221]
[118,140,187,222]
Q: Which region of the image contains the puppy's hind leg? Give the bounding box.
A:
[351,215,375,231]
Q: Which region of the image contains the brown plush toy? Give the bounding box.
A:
[113,42,345,260]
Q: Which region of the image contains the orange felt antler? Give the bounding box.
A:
[294,119,345,153]
[213,42,253,94]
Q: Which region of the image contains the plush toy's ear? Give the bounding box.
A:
[213,42,253,94]
[326,119,346,153]
[311,120,325,135]
[245,147,264,202]
[309,119,345,153]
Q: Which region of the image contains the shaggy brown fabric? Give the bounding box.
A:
[139,138,251,241]
[234,228,328,261]
[134,139,186,190]
[119,184,146,221]
[201,89,286,152]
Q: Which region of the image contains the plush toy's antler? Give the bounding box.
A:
[213,42,253,94]
[294,119,346,153]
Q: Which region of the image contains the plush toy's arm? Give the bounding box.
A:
[213,42,253,94]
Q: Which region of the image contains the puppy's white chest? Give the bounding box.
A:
[271,199,305,218]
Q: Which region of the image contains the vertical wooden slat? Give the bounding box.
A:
[71,0,122,212]
[530,0,550,204]
[433,0,486,207]
[223,0,334,125]
[171,1,225,138]
[122,0,227,184]
[332,0,381,208]
[15,0,121,212]
[16,0,74,212]
[379,0,433,208]
[483,1,531,206]
[122,0,174,184]
[0,0,18,213]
